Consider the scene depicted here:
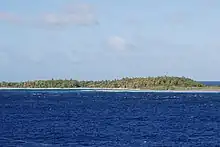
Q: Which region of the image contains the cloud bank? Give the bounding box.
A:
[0,3,98,27]
[0,3,98,65]
[43,4,98,26]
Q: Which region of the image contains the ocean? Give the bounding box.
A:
[199,81,220,86]
[1,89,220,146]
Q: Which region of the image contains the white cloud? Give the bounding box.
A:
[43,4,98,26]
[107,36,135,51]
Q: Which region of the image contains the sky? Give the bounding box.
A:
[0,0,220,81]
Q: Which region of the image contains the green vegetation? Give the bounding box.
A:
[0,76,210,90]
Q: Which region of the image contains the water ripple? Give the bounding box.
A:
[1,90,220,146]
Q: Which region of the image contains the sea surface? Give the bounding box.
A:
[199,81,220,86]
[1,89,220,146]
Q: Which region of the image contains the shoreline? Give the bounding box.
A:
[0,87,220,93]
[0,87,131,90]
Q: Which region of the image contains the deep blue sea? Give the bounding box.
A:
[1,89,220,147]
[199,81,220,86]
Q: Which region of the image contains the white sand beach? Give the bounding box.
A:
[0,87,220,93]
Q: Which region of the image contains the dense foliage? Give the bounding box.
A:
[0,76,205,89]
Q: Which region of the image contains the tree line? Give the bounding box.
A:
[0,76,205,89]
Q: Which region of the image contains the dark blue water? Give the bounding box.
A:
[1,90,220,146]
[199,81,220,86]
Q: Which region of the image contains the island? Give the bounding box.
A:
[0,76,219,91]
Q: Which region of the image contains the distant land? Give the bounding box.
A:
[0,76,220,91]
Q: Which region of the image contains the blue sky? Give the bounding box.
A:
[0,0,220,81]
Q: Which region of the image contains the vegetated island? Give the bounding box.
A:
[0,76,219,91]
